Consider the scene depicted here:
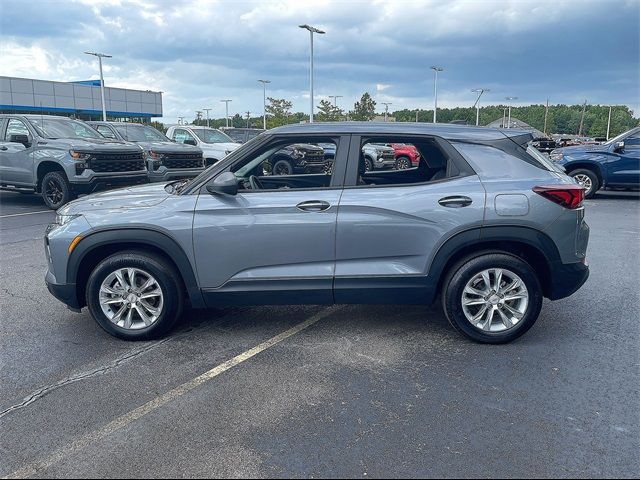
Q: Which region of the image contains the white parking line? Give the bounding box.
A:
[3,306,340,479]
[0,210,52,219]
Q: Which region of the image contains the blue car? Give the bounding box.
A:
[550,127,640,197]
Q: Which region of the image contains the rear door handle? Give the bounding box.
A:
[296,200,331,212]
[438,196,472,208]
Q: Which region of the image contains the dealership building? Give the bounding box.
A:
[0,76,162,121]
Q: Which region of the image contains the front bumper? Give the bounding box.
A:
[46,269,81,310]
[71,171,148,194]
[547,261,589,300]
[148,166,204,183]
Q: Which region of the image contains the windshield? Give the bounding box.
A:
[604,127,639,145]
[29,118,103,139]
[192,128,234,144]
[116,125,168,142]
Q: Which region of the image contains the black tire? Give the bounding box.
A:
[41,171,75,209]
[395,155,411,170]
[441,253,543,344]
[86,251,184,340]
[272,159,293,175]
[569,168,599,198]
[364,157,373,171]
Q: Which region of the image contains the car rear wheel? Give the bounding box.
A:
[570,169,599,198]
[42,171,75,209]
[442,253,543,344]
[273,159,293,176]
[86,251,183,340]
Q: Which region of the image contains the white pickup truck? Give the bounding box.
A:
[166,125,240,166]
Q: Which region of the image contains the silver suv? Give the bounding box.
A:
[45,123,590,343]
[0,115,147,209]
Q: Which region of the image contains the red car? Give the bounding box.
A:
[390,143,420,169]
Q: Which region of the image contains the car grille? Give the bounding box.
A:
[164,153,203,169]
[381,152,395,160]
[305,151,325,163]
[89,151,145,173]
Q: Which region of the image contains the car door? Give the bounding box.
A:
[192,134,349,306]
[171,128,198,147]
[334,135,486,304]
[607,131,640,186]
[0,118,35,186]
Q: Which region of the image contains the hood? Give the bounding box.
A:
[133,141,203,154]
[291,143,324,153]
[57,137,142,153]
[59,182,170,215]
[556,144,608,155]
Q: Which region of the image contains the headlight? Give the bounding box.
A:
[292,148,306,159]
[55,213,81,226]
[550,151,564,162]
[69,150,91,161]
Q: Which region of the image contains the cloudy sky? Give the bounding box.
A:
[1,0,638,123]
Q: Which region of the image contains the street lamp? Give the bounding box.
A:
[329,95,343,120]
[202,108,212,128]
[299,24,325,123]
[220,99,232,128]
[505,96,518,128]
[430,66,443,123]
[258,80,271,130]
[84,51,112,121]
[471,89,489,126]
[382,102,392,122]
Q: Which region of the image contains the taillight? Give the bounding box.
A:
[533,185,584,209]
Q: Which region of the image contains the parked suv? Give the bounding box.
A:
[45,122,589,344]
[0,115,147,209]
[362,143,396,170]
[268,143,328,175]
[550,127,640,197]
[166,125,240,166]
[89,122,205,183]
[390,143,421,169]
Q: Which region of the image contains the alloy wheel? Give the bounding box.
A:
[461,268,529,333]
[44,178,64,206]
[573,174,592,195]
[99,267,164,330]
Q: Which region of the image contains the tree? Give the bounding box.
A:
[265,97,294,128]
[350,93,377,121]
[316,99,343,122]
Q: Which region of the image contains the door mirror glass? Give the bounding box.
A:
[207,171,238,196]
[9,134,30,148]
[184,139,197,146]
[614,141,624,152]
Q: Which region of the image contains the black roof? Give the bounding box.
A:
[268,121,531,142]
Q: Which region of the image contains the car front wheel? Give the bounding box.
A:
[570,169,599,198]
[86,251,183,340]
[395,156,411,170]
[42,171,75,209]
[442,253,543,344]
[273,159,293,176]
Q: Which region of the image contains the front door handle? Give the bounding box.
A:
[296,200,331,212]
[438,196,473,208]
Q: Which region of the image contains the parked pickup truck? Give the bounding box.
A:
[0,114,147,209]
[362,143,396,171]
[550,126,640,198]
[166,125,240,167]
[89,122,205,183]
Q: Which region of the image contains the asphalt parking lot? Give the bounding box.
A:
[0,189,638,478]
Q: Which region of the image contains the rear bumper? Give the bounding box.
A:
[547,261,589,300]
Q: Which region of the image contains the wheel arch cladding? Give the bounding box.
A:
[430,226,561,299]
[68,228,204,309]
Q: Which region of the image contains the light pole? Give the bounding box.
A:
[202,108,212,128]
[258,80,271,130]
[430,66,443,123]
[328,95,343,120]
[299,24,325,123]
[471,88,489,126]
[607,105,612,140]
[220,99,232,128]
[84,52,112,121]
[505,97,517,128]
[382,102,392,122]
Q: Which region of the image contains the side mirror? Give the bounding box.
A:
[184,139,197,146]
[614,141,625,152]
[9,134,30,148]
[206,171,238,196]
